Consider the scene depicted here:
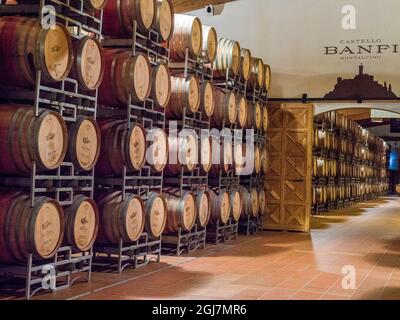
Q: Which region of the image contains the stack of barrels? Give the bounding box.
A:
[313,111,389,213]
[0,2,106,264]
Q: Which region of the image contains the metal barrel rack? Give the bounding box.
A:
[0,0,101,299]
[92,21,167,272]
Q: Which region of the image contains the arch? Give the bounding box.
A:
[314,102,400,116]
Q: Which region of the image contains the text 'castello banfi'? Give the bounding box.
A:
[324,64,397,99]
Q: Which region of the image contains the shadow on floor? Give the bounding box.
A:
[364,252,400,269]
[355,287,400,300]
[310,216,349,230]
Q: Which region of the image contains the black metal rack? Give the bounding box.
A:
[206,218,239,244]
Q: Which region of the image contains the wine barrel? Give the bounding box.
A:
[264,64,272,91]
[210,88,237,127]
[165,131,198,174]
[170,14,203,61]
[262,104,268,132]
[210,136,233,175]
[15,0,108,11]
[163,189,197,233]
[85,0,109,11]
[239,186,259,219]
[96,119,146,175]
[258,188,266,216]
[254,101,262,130]
[246,101,254,129]
[98,49,151,107]
[150,62,172,108]
[240,48,252,82]
[144,192,168,238]
[261,147,269,175]
[195,190,211,228]
[213,38,241,78]
[67,116,101,172]
[200,81,215,117]
[234,142,245,175]
[0,17,73,88]
[96,192,145,244]
[208,189,231,226]
[147,128,169,173]
[0,192,64,263]
[0,105,68,175]
[230,189,242,223]
[237,95,248,129]
[254,145,261,174]
[200,136,212,173]
[64,195,99,252]
[395,185,400,194]
[201,26,218,63]
[249,58,264,89]
[166,75,200,118]
[153,0,174,42]
[70,36,104,91]
[103,0,156,36]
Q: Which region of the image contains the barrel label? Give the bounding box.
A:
[150,197,165,237]
[44,26,70,81]
[74,201,96,250]
[76,119,98,170]
[38,114,64,169]
[126,198,143,241]
[81,38,102,90]
[35,202,61,257]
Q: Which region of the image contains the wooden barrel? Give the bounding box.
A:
[103,0,156,36]
[262,104,269,132]
[210,88,237,127]
[70,36,104,91]
[0,192,64,263]
[170,14,202,61]
[239,186,259,219]
[237,95,248,129]
[16,0,108,11]
[201,26,218,63]
[240,48,252,82]
[166,75,200,118]
[147,128,169,173]
[150,62,172,108]
[96,192,145,244]
[230,189,242,223]
[210,136,233,175]
[395,185,400,194]
[254,101,262,130]
[85,0,109,11]
[64,195,99,252]
[200,136,212,173]
[196,190,211,228]
[165,131,198,174]
[234,142,245,175]
[200,81,215,117]
[0,105,68,175]
[67,116,101,172]
[144,192,168,238]
[261,147,269,175]
[153,0,174,42]
[254,145,261,174]
[264,64,272,91]
[163,189,197,233]
[0,17,73,88]
[249,58,264,89]
[213,38,241,78]
[246,101,254,129]
[96,119,146,175]
[209,189,231,226]
[98,49,151,107]
[258,188,266,216]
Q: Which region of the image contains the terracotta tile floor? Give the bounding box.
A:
[21,197,400,299]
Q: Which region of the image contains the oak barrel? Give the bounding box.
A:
[249,58,265,89]
[237,95,248,129]
[98,49,151,107]
[0,16,73,87]
[200,135,213,173]
[258,188,266,216]
[230,189,242,223]
[0,192,64,263]
[165,131,198,175]
[261,147,269,175]
[195,190,211,228]
[213,38,241,78]
[163,189,197,233]
[103,0,156,36]
[96,119,146,175]
[150,62,172,108]
[166,75,200,118]
[71,36,104,91]
[67,116,101,172]
[96,191,145,244]
[262,104,269,132]
[210,88,237,127]
[208,189,231,226]
[170,14,203,61]
[200,81,215,117]
[147,128,169,173]
[210,136,233,175]
[240,48,252,81]
[201,26,218,63]
[153,0,175,42]
[0,105,68,175]
[85,0,109,11]
[239,186,253,219]
[264,64,272,91]
[145,192,168,238]
[254,145,261,174]
[64,195,99,252]
[254,101,262,130]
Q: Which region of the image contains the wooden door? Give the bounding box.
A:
[264,104,313,232]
